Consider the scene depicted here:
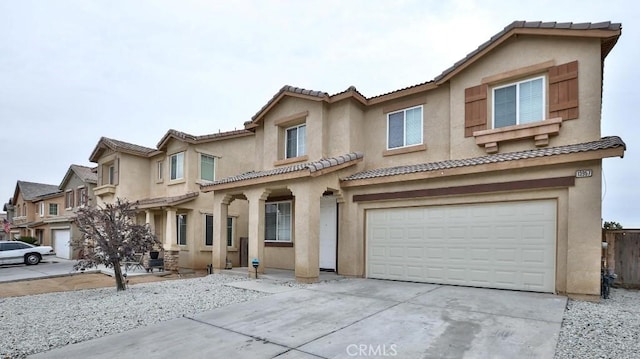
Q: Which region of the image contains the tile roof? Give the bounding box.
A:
[207,152,363,187]
[101,137,157,155]
[250,85,330,123]
[157,128,253,148]
[343,136,625,182]
[70,164,98,184]
[17,181,61,201]
[134,192,199,208]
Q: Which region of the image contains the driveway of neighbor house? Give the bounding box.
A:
[0,258,82,283]
[30,278,567,358]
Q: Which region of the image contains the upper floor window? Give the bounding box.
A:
[65,191,74,209]
[285,124,306,159]
[265,201,291,242]
[387,106,423,149]
[170,152,185,181]
[49,203,58,216]
[200,154,215,182]
[39,202,45,217]
[77,187,87,207]
[107,165,115,184]
[157,161,164,182]
[493,77,544,128]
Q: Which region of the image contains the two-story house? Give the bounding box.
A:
[55,164,98,259]
[202,21,625,298]
[9,181,65,248]
[89,130,255,270]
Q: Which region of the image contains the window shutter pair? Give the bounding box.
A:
[464,61,579,137]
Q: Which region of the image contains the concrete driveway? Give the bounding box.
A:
[30,279,567,358]
[0,258,81,283]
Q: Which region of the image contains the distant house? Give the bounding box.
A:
[0,213,8,241]
[56,164,98,259]
[9,181,64,247]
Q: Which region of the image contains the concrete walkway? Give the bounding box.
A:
[30,278,567,358]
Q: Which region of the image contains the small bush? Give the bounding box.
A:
[18,236,38,245]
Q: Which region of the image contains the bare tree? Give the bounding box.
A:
[72,198,161,291]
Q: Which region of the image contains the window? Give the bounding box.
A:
[387,106,423,149]
[77,187,87,207]
[108,165,115,184]
[49,203,58,216]
[200,154,215,182]
[204,214,213,246]
[65,191,74,209]
[285,124,306,159]
[170,152,185,180]
[265,201,291,242]
[176,214,187,245]
[493,77,544,128]
[227,217,234,247]
[157,161,164,181]
[39,202,45,217]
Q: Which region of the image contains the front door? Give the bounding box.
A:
[319,196,337,271]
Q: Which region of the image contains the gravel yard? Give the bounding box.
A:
[0,274,271,359]
[2,275,638,359]
[555,288,640,359]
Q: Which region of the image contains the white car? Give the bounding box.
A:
[0,241,56,265]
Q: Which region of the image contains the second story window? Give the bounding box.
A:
[493,77,544,128]
[108,165,115,184]
[65,191,74,209]
[387,106,423,149]
[157,161,164,182]
[77,187,87,207]
[39,202,45,217]
[285,124,306,159]
[170,152,185,181]
[200,154,215,182]
[49,203,58,216]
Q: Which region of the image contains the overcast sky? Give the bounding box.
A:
[1,0,638,227]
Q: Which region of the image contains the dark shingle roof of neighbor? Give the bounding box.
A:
[206,152,363,186]
[343,136,625,181]
[70,164,98,184]
[17,181,61,200]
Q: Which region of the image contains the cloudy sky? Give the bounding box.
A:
[1,0,638,226]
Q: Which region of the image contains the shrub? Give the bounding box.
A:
[18,236,38,245]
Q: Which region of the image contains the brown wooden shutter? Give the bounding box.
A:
[97,165,103,186]
[548,61,578,120]
[113,158,120,186]
[464,84,488,137]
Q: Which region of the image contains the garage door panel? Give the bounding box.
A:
[367,200,556,293]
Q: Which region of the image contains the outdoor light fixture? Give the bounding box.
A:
[251,258,260,279]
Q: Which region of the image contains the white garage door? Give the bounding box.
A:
[52,229,71,259]
[367,200,556,292]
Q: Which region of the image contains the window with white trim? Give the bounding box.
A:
[77,187,87,207]
[265,201,291,242]
[107,165,115,184]
[204,214,213,246]
[65,191,74,209]
[49,203,58,216]
[157,161,164,182]
[38,202,45,217]
[285,124,306,159]
[170,152,185,180]
[387,106,423,149]
[493,76,544,128]
[200,154,215,182]
[176,214,187,245]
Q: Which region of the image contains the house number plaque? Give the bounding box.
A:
[575,169,593,178]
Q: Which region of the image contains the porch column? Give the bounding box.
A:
[291,184,321,283]
[246,189,270,278]
[145,210,155,233]
[212,194,230,272]
[164,208,177,251]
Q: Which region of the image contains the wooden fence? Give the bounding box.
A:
[603,230,640,289]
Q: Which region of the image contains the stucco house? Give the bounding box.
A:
[55,164,99,259]
[88,130,255,270]
[201,21,625,298]
[8,181,65,248]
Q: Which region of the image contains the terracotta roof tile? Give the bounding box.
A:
[343,137,625,182]
[251,85,329,121]
[208,152,363,186]
[157,128,252,148]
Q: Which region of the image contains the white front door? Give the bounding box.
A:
[319,196,337,271]
[53,229,71,259]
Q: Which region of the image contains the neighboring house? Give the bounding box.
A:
[0,213,8,241]
[56,164,98,259]
[9,181,65,248]
[88,130,255,270]
[200,21,625,298]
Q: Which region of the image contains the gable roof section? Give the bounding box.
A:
[247,21,621,124]
[59,164,98,189]
[13,181,61,203]
[134,192,199,209]
[89,137,159,162]
[342,136,625,186]
[156,128,254,149]
[202,152,363,191]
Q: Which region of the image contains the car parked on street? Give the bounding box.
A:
[0,241,56,265]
